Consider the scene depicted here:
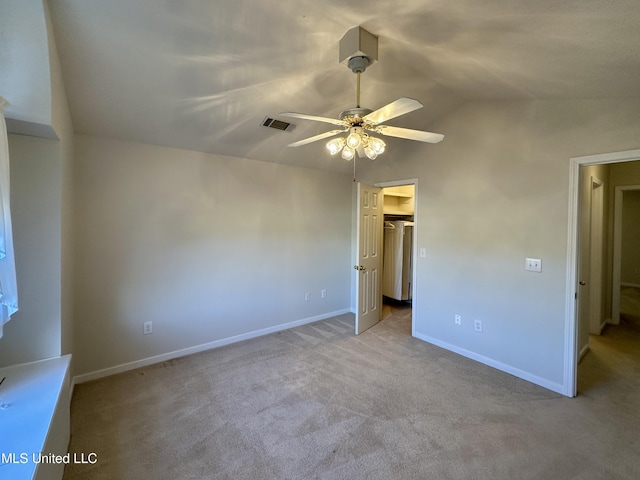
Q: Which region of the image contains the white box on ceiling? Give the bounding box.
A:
[339,26,378,66]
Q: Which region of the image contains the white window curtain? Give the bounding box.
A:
[0,96,18,339]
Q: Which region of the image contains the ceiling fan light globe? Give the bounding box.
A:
[326,137,345,155]
[346,131,362,149]
[364,146,377,160]
[342,146,355,160]
[370,137,386,154]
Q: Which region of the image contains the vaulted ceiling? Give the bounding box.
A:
[48,0,640,171]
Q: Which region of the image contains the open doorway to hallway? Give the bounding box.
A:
[570,153,640,396]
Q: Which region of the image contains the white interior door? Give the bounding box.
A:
[355,183,383,335]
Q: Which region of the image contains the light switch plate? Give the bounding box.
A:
[525,258,542,272]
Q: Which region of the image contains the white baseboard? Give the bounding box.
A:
[413,332,565,396]
[72,309,351,386]
[578,343,590,363]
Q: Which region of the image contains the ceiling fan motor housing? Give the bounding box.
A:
[339,26,378,72]
[347,56,371,74]
[339,108,373,126]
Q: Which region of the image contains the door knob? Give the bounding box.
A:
[579,281,586,286]
[353,265,366,271]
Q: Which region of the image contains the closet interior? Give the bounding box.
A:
[382,185,415,304]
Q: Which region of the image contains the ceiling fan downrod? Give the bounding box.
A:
[347,56,371,109]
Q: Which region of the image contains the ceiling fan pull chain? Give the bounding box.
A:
[353,155,357,182]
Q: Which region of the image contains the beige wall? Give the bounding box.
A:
[72,136,352,376]
[356,98,640,392]
[620,190,640,285]
[609,160,640,187]
[0,135,63,366]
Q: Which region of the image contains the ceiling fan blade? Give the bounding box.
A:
[374,125,444,143]
[280,112,348,127]
[288,129,345,147]
[363,97,424,125]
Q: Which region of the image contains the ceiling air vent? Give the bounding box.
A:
[262,117,295,132]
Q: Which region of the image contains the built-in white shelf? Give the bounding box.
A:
[385,191,413,198]
[384,209,414,215]
[383,188,414,215]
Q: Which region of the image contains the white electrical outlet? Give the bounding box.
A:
[455,314,461,325]
[474,320,483,332]
[304,292,310,302]
[321,289,327,299]
[143,321,153,335]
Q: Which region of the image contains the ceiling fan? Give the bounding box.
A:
[280,28,444,161]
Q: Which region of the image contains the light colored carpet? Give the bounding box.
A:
[63,304,640,479]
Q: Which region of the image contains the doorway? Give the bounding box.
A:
[566,149,640,397]
[354,178,418,337]
[378,179,417,338]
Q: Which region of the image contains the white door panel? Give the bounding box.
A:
[355,183,383,335]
